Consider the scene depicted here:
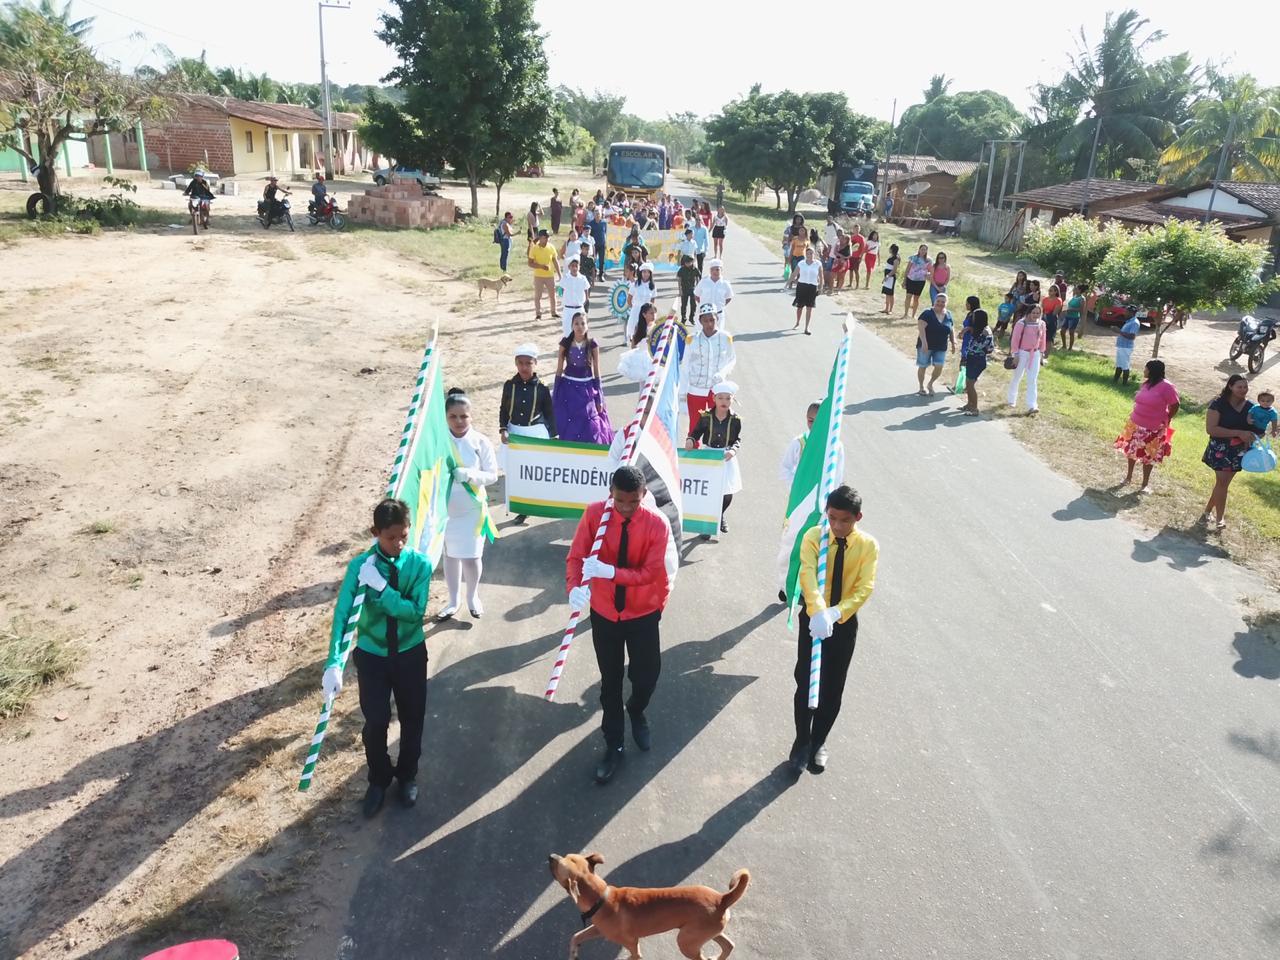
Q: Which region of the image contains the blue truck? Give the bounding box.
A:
[818,162,879,215]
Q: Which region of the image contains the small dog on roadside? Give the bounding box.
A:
[548,851,749,960]
[477,275,512,299]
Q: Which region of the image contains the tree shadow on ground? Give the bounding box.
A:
[208,580,341,637]
[82,607,774,959]
[1232,616,1280,680]
[0,665,318,959]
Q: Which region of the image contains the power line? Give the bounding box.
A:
[75,0,206,46]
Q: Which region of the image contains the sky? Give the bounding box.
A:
[77,0,1279,123]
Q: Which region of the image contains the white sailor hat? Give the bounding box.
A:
[568,254,580,263]
[697,303,719,317]
[513,343,539,359]
[712,380,739,396]
[707,258,723,269]
[639,261,654,274]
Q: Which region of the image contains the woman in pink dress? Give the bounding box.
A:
[1114,360,1180,492]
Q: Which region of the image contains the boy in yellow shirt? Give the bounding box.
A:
[527,228,561,320]
[791,485,878,776]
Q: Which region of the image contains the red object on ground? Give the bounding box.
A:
[141,941,239,960]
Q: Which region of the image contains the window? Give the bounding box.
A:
[245,130,253,154]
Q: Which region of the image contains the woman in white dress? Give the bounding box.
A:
[440,388,499,620]
[626,262,656,342]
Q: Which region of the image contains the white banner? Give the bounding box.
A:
[504,435,725,534]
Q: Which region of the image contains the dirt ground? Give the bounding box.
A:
[0,206,562,956]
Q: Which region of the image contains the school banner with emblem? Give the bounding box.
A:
[504,435,725,534]
[601,224,686,272]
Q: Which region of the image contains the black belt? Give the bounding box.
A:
[563,304,583,309]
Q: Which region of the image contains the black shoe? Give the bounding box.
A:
[397,779,418,808]
[777,589,788,604]
[513,514,527,525]
[630,714,651,752]
[362,784,387,818]
[788,738,809,777]
[719,518,729,533]
[808,744,829,774]
[469,608,481,619]
[594,747,624,784]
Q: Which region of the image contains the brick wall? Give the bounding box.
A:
[144,103,235,175]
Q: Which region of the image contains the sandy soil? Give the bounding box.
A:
[0,221,545,957]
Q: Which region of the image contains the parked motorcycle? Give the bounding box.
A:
[256,197,294,231]
[1229,314,1277,374]
[307,194,346,230]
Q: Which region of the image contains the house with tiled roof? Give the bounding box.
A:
[1006,178,1181,220]
[884,158,980,219]
[140,94,365,178]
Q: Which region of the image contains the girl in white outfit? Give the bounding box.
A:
[440,388,499,619]
[1006,305,1046,415]
[626,262,656,342]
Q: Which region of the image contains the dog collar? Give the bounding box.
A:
[580,886,610,927]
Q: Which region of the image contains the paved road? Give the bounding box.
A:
[323,210,1280,959]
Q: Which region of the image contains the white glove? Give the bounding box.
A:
[582,556,616,580]
[811,607,840,639]
[454,467,473,484]
[322,665,343,698]
[568,584,592,611]
[358,556,387,592]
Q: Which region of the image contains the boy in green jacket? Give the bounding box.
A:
[322,498,431,817]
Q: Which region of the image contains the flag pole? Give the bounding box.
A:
[298,322,441,791]
[544,312,677,702]
[808,318,853,710]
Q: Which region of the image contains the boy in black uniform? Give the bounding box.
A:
[499,343,557,523]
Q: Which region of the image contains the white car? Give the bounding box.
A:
[372,165,441,191]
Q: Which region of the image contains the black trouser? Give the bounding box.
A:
[355,643,428,787]
[591,610,661,749]
[793,611,858,748]
[680,289,695,322]
[696,253,705,274]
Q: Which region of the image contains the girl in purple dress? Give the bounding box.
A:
[553,313,614,444]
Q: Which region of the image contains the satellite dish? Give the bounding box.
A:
[904,181,932,198]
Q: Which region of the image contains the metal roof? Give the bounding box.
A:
[1008,178,1166,209]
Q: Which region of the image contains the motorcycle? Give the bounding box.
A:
[187,196,212,234]
[307,194,346,230]
[256,197,294,231]
[1229,314,1277,374]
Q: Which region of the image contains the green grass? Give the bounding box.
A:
[345,219,536,294]
[0,619,80,718]
[85,519,115,535]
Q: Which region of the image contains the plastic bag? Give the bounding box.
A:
[783,262,791,281]
[954,365,967,394]
[1242,439,1277,473]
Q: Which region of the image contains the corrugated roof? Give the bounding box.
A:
[1008,178,1165,209]
[1219,182,1280,218]
[887,159,979,183]
[175,94,326,130]
[1104,201,1271,232]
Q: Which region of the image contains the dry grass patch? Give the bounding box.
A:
[0,618,80,717]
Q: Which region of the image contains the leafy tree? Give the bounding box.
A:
[1097,219,1280,356]
[897,90,1024,162]
[923,74,951,103]
[1023,215,1126,289]
[558,87,626,174]
[357,92,435,168]
[1162,72,1280,183]
[807,91,886,169]
[1048,9,1179,181]
[0,0,166,213]
[378,0,557,216]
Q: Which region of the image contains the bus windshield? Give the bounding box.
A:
[609,148,665,189]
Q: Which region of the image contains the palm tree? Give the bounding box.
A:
[1054,9,1176,180]
[923,74,951,103]
[1162,73,1280,183]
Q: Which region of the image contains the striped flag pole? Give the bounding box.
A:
[298,323,440,792]
[809,318,854,710]
[545,313,677,701]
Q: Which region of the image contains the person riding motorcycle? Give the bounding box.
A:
[309,172,328,216]
[184,171,214,203]
[262,175,291,221]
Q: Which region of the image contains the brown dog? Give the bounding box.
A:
[477,275,512,299]
[548,851,749,960]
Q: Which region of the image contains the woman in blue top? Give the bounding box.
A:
[915,292,955,395]
[692,217,709,275]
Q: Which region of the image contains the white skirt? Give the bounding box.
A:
[723,454,743,495]
[445,488,487,559]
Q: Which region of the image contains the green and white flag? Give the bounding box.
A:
[394,351,457,563]
[781,332,851,608]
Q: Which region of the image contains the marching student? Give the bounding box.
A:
[680,303,737,428]
[626,262,656,342]
[789,485,878,777]
[693,259,734,331]
[440,389,499,620]
[499,343,556,522]
[776,400,846,603]
[322,498,431,817]
[566,465,673,784]
[685,380,742,535]
[559,255,592,338]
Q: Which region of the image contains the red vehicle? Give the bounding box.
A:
[1095,295,1161,328]
[306,194,346,230]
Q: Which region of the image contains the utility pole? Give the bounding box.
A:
[318,1,349,180]
[1204,112,1238,224]
[997,142,1012,208]
[969,145,982,211]
[1079,115,1103,216]
[879,98,896,213]
[982,140,996,210]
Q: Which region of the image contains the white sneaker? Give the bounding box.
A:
[436,603,458,621]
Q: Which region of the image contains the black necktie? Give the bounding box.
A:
[614,518,631,612]
[829,537,847,607]
[384,557,400,657]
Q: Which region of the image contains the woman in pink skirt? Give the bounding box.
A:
[1114,359,1180,492]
